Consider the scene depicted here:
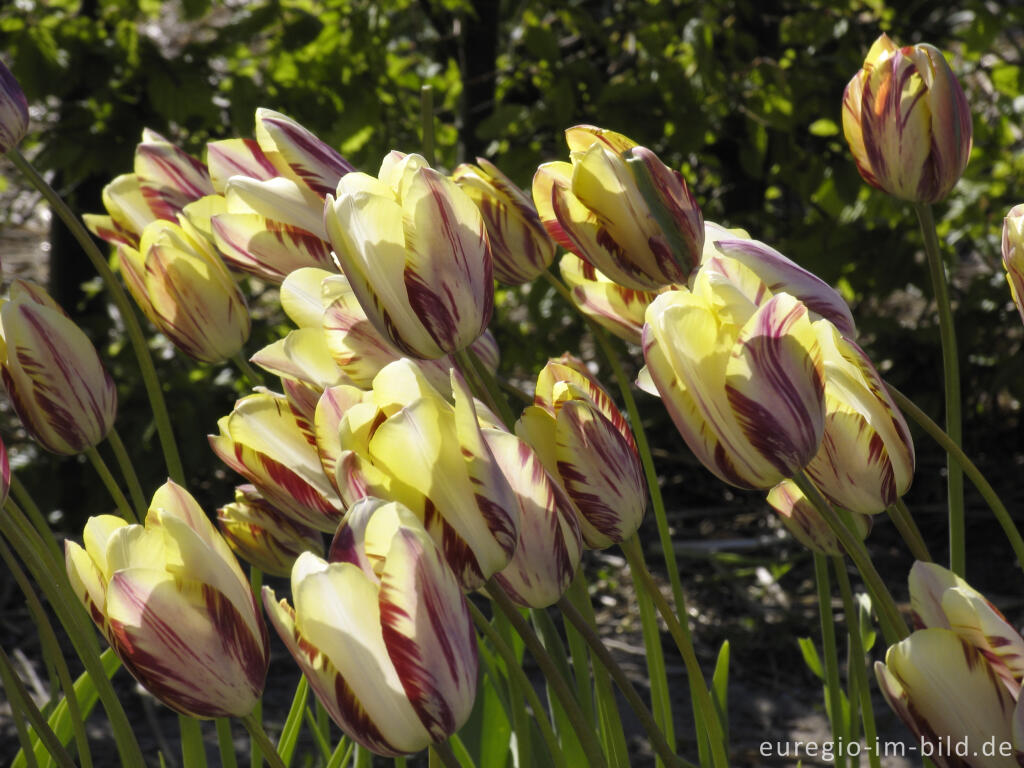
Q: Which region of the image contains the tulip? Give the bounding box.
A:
[65,481,269,718]
[804,323,915,514]
[1002,204,1024,326]
[766,479,871,556]
[211,209,336,283]
[559,252,660,345]
[0,280,117,454]
[533,124,704,291]
[640,256,826,490]
[842,33,972,204]
[452,157,556,285]
[263,498,477,756]
[334,359,518,590]
[325,151,493,359]
[516,355,646,548]
[0,58,28,155]
[210,390,346,533]
[217,485,324,577]
[254,107,356,198]
[118,205,251,363]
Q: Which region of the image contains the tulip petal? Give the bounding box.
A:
[280,267,335,329]
[226,176,327,239]
[559,253,656,344]
[206,138,280,193]
[256,109,356,198]
[212,212,334,282]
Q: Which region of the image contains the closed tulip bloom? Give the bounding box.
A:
[767,479,871,556]
[335,359,518,590]
[264,498,477,756]
[325,152,493,359]
[0,58,28,155]
[516,355,646,548]
[0,281,117,454]
[804,323,915,514]
[534,125,703,291]
[842,33,972,204]
[640,257,826,490]
[559,253,661,344]
[65,481,269,718]
[453,158,556,285]
[1002,204,1024,325]
[210,390,345,533]
[118,207,250,363]
[217,485,324,578]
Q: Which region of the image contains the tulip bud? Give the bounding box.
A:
[640,257,826,490]
[516,355,646,548]
[264,498,478,756]
[1002,204,1024,325]
[217,485,324,577]
[0,58,28,155]
[0,281,117,454]
[325,152,494,359]
[842,34,972,204]
[534,125,703,291]
[453,158,556,285]
[766,479,870,556]
[65,481,269,718]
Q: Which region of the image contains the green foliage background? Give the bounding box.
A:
[0,0,1022,524]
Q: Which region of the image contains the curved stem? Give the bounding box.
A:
[486,580,610,768]
[792,471,909,644]
[467,600,567,768]
[913,202,963,576]
[10,475,62,568]
[85,446,137,523]
[555,594,693,768]
[886,499,932,563]
[239,711,287,768]
[233,353,265,389]
[8,148,185,484]
[107,428,147,517]
[887,384,1024,570]
[813,553,847,768]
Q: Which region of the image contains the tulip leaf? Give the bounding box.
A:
[712,640,731,747]
[797,637,824,679]
[275,674,310,766]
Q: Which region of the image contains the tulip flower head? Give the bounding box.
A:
[264,498,478,756]
[641,256,826,490]
[65,481,269,718]
[1002,204,1024,326]
[767,479,871,556]
[0,58,28,156]
[325,151,494,359]
[842,33,972,204]
[0,281,117,455]
[534,125,704,291]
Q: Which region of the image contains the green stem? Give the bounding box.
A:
[8,148,185,485]
[216,719,239,768]
[467,601,568,768]
[833,558,882,768]
[179,715,207,768]
[454,346,516,430]
[813,553,847,768]
[420,85,435,166]
[913,202,964,576]
[486,580,610,768]
[107,428,147,517]
[9,475,61,568]
[240,711,287,768]
[886,499,932,563]
[85,445,137,523]
[233,353,265,389]
[620,536,728,768]
[429,740,461,768]
[555,594,693,768]
[887,384,1024,569]
[792,471,909,644]
[0,645,77,768]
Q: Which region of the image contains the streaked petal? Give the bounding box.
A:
[212,212,334,282]
[255,108,356,198]
[206,138,279,193]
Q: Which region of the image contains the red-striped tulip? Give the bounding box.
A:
[210,390,345,533]
[533,125,703,291]
[264,498,477,756]
[65,481,269,718]
[117,209,250,363]
[335,359,518,590]
[452,158,556,285]
[0,58,28,155]
[0,281,117,454]
[217,485,324,578]
[766,479,870,556]
[641,257,826,490]
[842,33,972,204]
[1002,204,1024,326]
[804,323,915,514]
[325,152,494,359]
[254,108,356,199]
[559,252,660,345]
[517,355,646,548]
